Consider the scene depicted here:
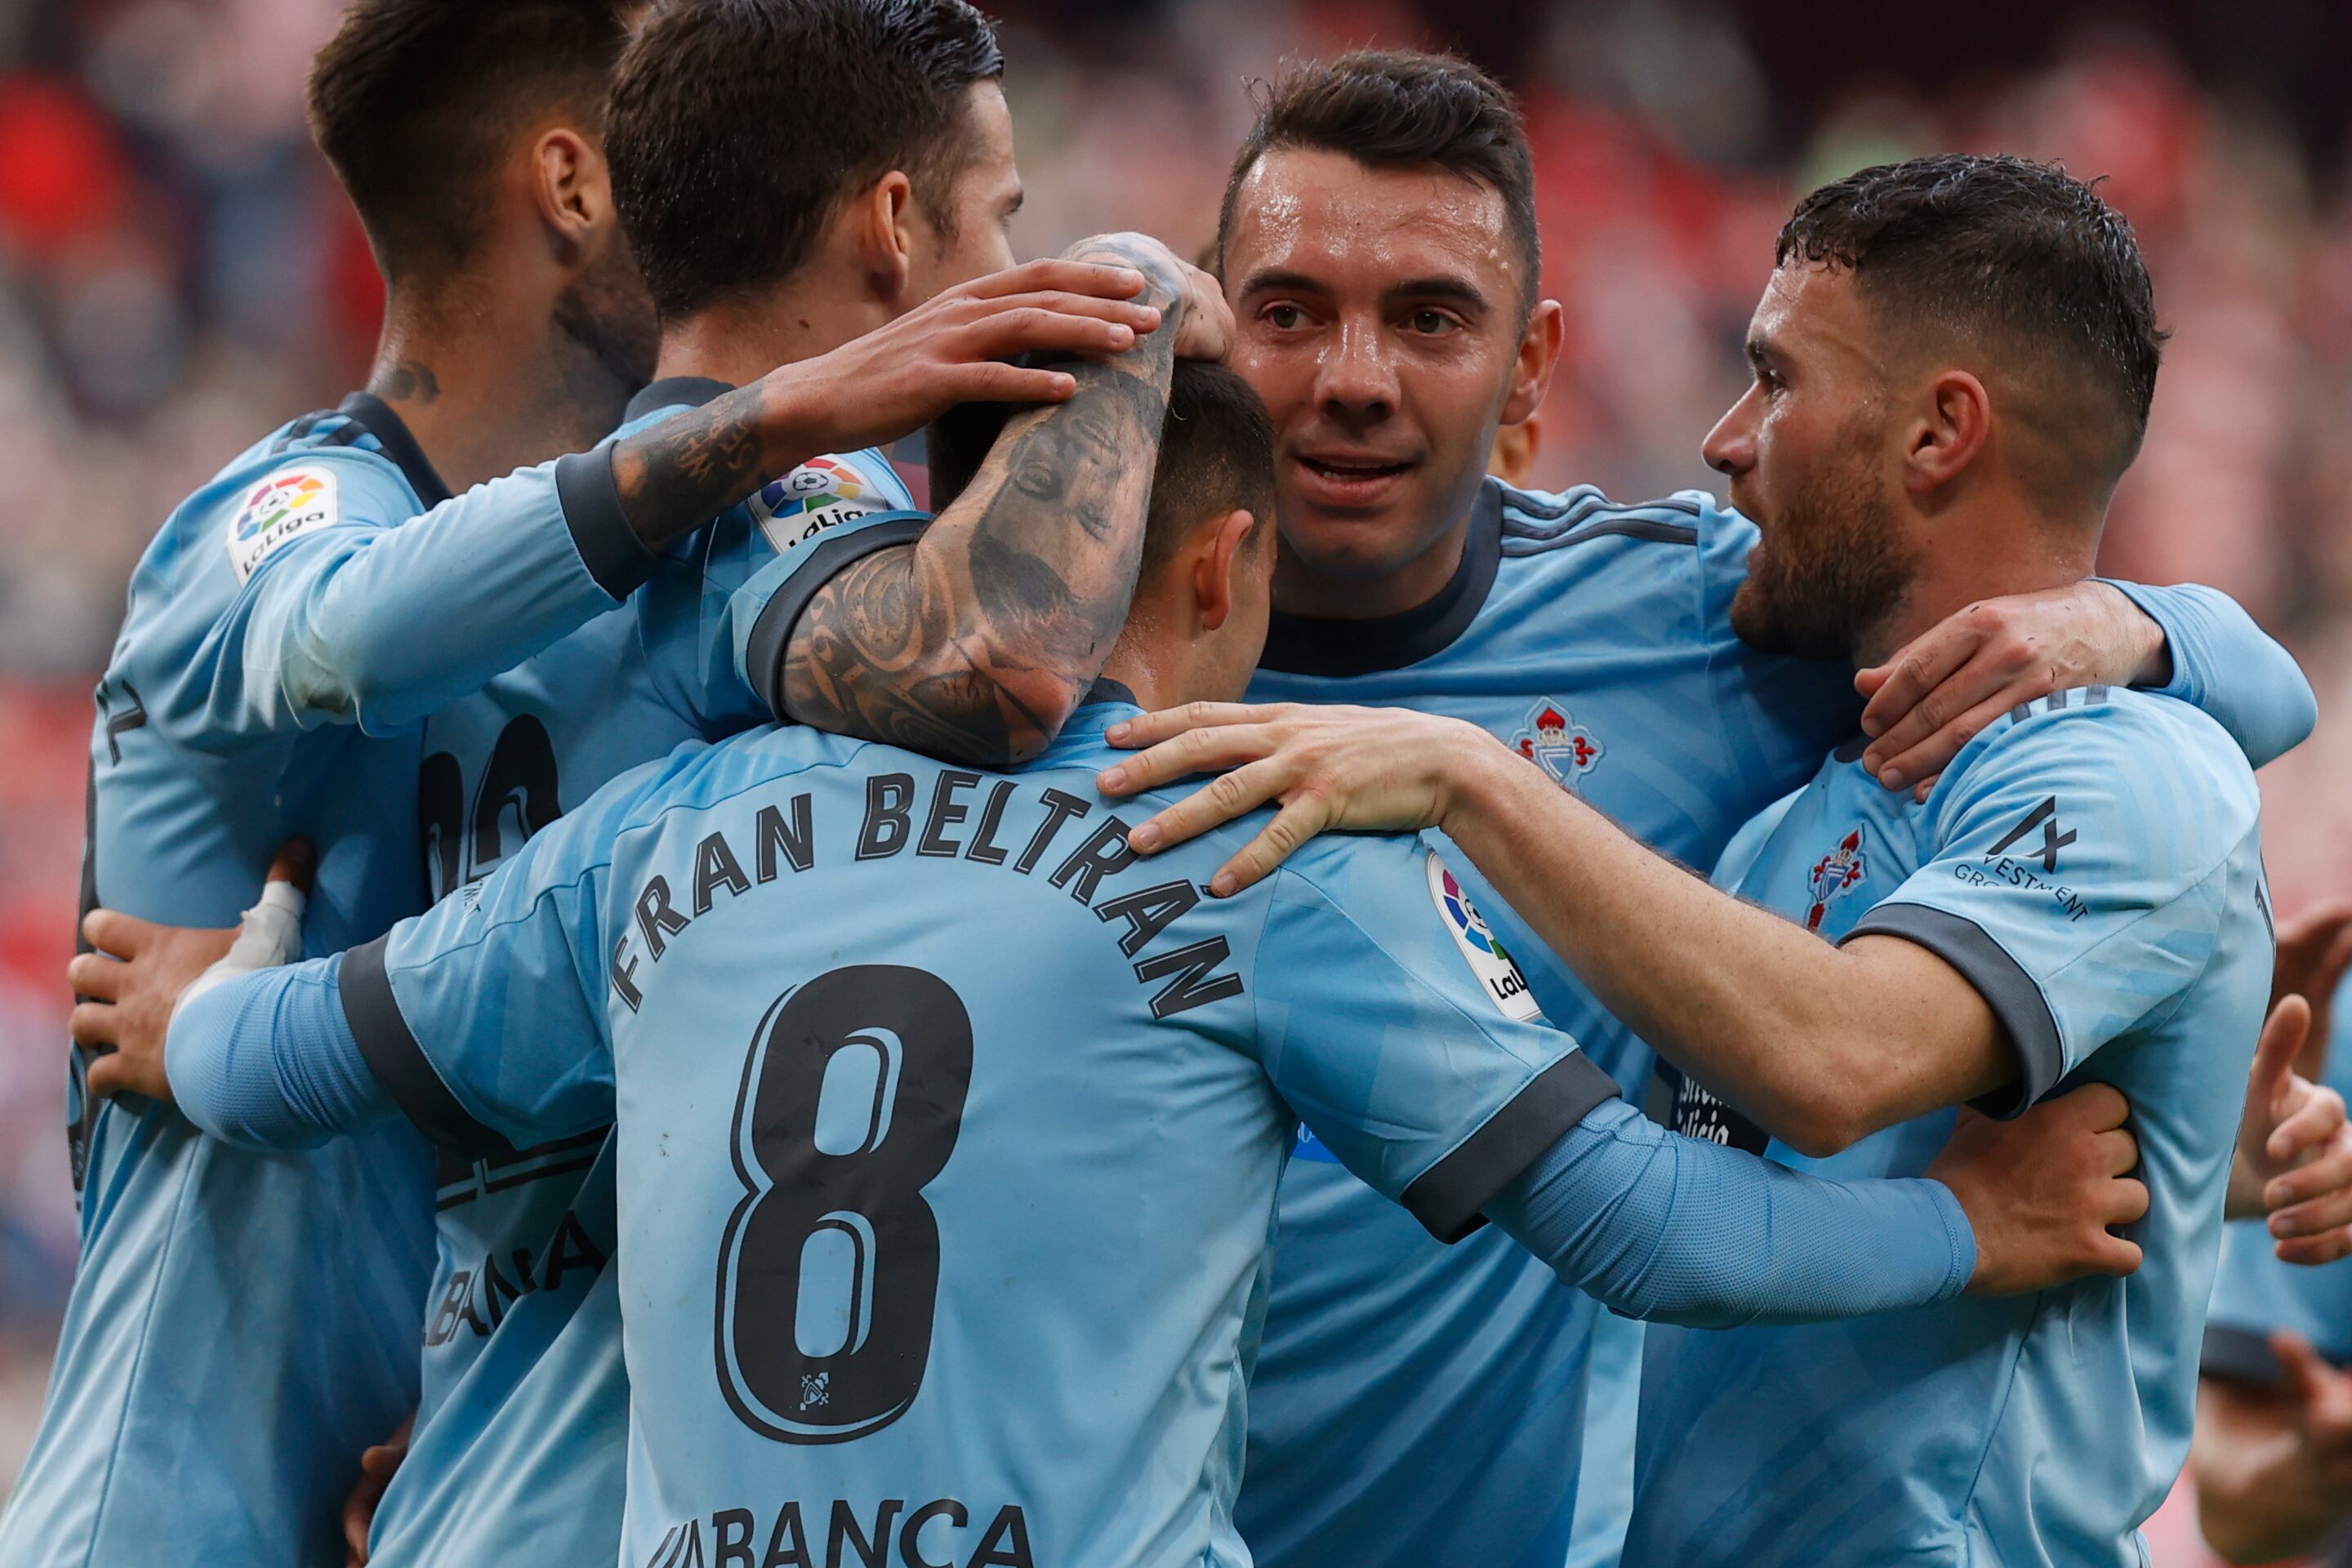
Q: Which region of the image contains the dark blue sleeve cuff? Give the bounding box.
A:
[742,511,931,723]
[555,447,663,601]
[341,936,516,1159]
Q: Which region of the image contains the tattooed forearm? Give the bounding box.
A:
[782,235,1191,764]
[606,382,789,551]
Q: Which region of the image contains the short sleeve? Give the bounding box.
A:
[340,757,675,1153]
[1253,840,1619,1241]
[1845,692,2257,1114]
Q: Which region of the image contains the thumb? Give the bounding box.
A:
[2254,996,2312,1120]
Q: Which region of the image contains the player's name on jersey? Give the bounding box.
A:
[651,1496,1033,1568]
[613,772,1246,1022]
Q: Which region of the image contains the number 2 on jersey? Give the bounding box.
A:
[716,965,973,1443]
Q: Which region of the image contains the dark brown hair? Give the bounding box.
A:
[1780,154,2167,498]
[1217,50,1540,312]
[608,0,1004,321]
[309,0,633,284]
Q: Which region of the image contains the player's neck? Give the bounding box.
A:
[655,281,884,390]
[1853,503,2100,668]
[366,292,635,495]
[1271,509,1473,622]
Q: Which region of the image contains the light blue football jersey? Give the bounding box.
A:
[332,695,1614,1568]
[726,476,2312,1568]
[1630,686,2273,1568]
[2203,971,2352,1381]
[365,376,915,1566]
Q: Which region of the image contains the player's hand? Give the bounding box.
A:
[764,256,1167,455]
[342,1414,412,1566]
[1854,581,2163,798]
[1097,702,1494,895]
[2233,994,2352,1263]
[1928,1082,2147,1295]
[2271,1332,2352,1486]
[1066,232,1233,360]
[2272,898,2352,1080]
[68,840,314,1102]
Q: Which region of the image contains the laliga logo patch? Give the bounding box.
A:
[225,466,338,585]
[1806,826,1869,931]
[1426,850,1542,1022]
[1511,700,1602,791]
[749,454,887,555]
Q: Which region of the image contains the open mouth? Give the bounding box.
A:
[1294,454,1416,501]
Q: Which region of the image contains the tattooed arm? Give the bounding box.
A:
[777,234,1215,765]
[597,256,1167,550]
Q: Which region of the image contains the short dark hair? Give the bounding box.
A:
[309,0,632,285]
[1217,51,1540,312]
[608,0,1004,321]
[1777,154,2167,504]
[929,363,1276,569]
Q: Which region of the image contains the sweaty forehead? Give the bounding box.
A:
[1227,147,1520,301]
[1753,261,1882,372]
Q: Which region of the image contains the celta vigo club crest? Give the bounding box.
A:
[1511,700,1602,790]
[1806,827,1869,931]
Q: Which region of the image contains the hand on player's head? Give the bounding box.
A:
[68,840,314,1103]
[1931,1082,2147,1296]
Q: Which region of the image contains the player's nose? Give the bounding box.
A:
[1702,392,1757,478]
[1313,315,1399,422]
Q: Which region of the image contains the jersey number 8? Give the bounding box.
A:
[716,965,973,1443]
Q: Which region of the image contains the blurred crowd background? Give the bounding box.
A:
[2,1,2349,1557]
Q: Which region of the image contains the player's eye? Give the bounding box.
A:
[1263,303,1309,331]
[1405,308,1459,336]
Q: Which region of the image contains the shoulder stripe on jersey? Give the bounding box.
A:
[1399,1051,1620,1242]
[1495,485,1700,553]
[1501,515,1699,555]
[341,937,517,1160]
[2008,686,2116,727]
[267,409,335,456]
[1498,483,1702,523]
[1842,902,2061,1119]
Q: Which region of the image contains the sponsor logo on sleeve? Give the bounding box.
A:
[1426,850,1542,1022]
[1955,795,2087,921]
[225,466,339,583]
[1509,698,1603,791]
[1806,826,1869,931]
[749,454,892,555]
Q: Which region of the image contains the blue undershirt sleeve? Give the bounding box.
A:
[167,955,399,1152]
[1485,1098,1976,1328]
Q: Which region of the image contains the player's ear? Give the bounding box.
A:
[1499,298,1564,425]
[853,171,918,305]
[529,126,610,264]
[1192,509,1256,633]
[1905,368,1992,500]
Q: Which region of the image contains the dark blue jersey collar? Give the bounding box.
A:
[336,391,452,509]
[626,376,735,423]
[1258,479,1503,678]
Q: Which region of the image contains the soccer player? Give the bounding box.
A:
[136,362,2149,1568]
[749,53,2313,1568]
[64,2,1218,1561]
[1102,154,2304,1568]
